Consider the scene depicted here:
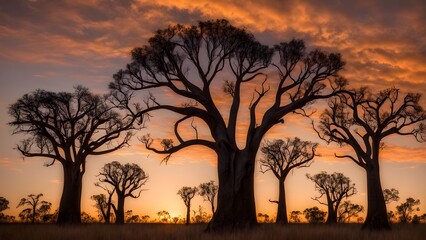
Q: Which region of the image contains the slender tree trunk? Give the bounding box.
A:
[211,201,215,216]
[186,203,191,225]
[276,180,288,224]
[362,162,390,230]
[115,194,125,224]
[31,204,36,224]
[207,149,257,232]
[57,163,83,224]
[326,196,337,224]
[105,193,114,224]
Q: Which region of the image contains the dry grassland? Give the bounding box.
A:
[1,223,425,240]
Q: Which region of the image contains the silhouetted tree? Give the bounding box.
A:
[177,186,198,225]
[0,197,12,223]
[306,172,356,224]
[81,212,97,223]
[396,197,421,223]
[125,210,141,223]
[97,161,148,224]
[337,201,364,223]
[157,210,170,223]
[289,210,302,223]
[8,86,135,224]
[0,197,9,212]
[260,137,318,224]
[41,209,58,223]
[387,210,397,223]
[303,207,326,223]
[198,181,218,215]
[383,188,400,204]
[140,215,150,223]
[91,193,114,223]
[110,19,346,231]
[257,213,272,223]
[315,87,426,229]
[16,193,51,223]
[192,205,210,223]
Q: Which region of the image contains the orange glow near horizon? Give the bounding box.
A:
[0,0,425,223]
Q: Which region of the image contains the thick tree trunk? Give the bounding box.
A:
[186,203,191,225]
[275,180,288,224]
[362,163,390,230]
[115,195,125,224]
[206,149,257,231]
[326,197,337,224]
[57,163,83,224]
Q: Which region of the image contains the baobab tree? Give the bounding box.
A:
[260,137,318,224]
[16,193,51,223]
[177,186,198,225]
[110,19,346,231]
[315,87,426,229]
[306,171,357,224]
[198,181,218,215]
[97,161,148,224]
[8,86,135,223]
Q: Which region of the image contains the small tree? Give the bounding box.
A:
[16,193,51,223]
[289,210,302,223]
[81,212,97,223]
[198,181,218,215]
[0,197,9,212]
[257,213,272,223]
[177,186,198,225]
[140,215,150,223]
[192,205,210,223]
[307,172,357,224]
[157,210,170,223]
[97,161,148,224]
[383,188,400,204]
[396,197,421,223]
[337,201,364,223]
[91,193,114,223]
[125,210,141,223]
[260,137,318,224]
[0,197,11,223]
[387,211,397,223]
[303,207,326,224]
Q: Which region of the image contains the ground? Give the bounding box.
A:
[1,223,425,240]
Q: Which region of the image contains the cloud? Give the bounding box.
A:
[314,143,426,164]
[50,179,63,185]
[0,157,23,172]
[381,145,426,163]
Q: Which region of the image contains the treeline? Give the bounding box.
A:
[1,179,426,224]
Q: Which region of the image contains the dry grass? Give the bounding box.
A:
[1,223,425,240]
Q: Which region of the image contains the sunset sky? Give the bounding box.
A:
[0,0,425,221]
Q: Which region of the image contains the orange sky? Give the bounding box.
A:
[0,0,425,221]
